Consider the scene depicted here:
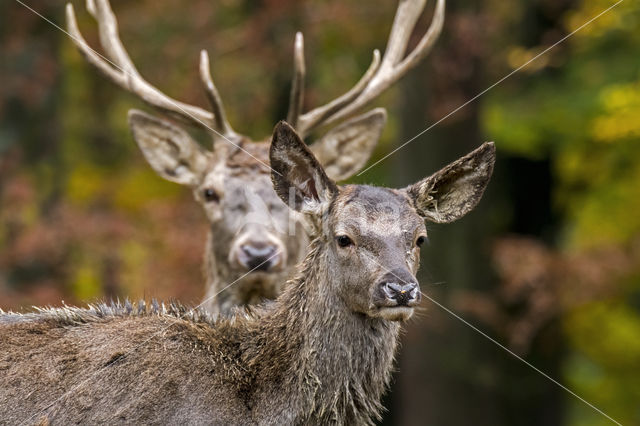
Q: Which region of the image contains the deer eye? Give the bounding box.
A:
[416,236,427,247]
[336,235,354,248]
[203,188,219,203]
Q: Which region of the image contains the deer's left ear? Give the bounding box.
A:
[405,142,496,223]
[270,121,338,213]
[311,108,386,181]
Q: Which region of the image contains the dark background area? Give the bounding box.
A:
[2,1,639,424]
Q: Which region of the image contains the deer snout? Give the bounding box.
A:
[374,269,421,308]
[380,282,420,306]
[237,241,282,272]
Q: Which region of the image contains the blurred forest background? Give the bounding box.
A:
[1,0,639,425]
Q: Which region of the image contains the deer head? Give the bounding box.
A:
[270,121,495,322]
[65,0,446,314]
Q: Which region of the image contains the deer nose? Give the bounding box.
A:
[380,281,420,306]
[238,242,281,272]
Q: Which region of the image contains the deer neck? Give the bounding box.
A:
[201,231,225,314]
[260,239,400,424]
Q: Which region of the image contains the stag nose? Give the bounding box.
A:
[238,242,281,272]
[379,281,420,306]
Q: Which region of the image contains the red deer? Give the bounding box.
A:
[0,122,494,424]
[65,0,446,314]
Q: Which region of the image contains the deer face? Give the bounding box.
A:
[325,185,426,321]
[127,111,305,305]
[270,121,495,322]
[194,145,296,277]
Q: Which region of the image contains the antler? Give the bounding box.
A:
[65,0,238,142]
[288,0,445,138]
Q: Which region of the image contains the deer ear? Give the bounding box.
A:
[128,109,210,186]
[405,142,495,223]
[310,108,387,181]
[270,121,338,212]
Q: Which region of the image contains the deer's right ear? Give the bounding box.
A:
[128,110,210,186]
[270,121,338,212]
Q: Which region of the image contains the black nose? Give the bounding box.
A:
[380,281,420,306]
[239,243,280,271]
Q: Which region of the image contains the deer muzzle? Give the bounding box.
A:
[234,240,284,272]
[373,269,421,308]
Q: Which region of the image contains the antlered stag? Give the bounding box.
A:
[65,0,446,314]
[0,122,494,424]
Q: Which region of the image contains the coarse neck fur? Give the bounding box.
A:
[246,238,400,425]
[0,239,401,425]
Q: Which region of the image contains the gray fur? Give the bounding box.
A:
[0,121,494,424]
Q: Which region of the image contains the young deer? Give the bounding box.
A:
[65,0,446,314]
[0,122,494,424]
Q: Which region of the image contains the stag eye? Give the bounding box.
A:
[203,188,219,203]
[336,235,354,248]
[416,236,427,247]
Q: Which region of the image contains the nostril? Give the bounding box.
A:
[387,282,402,294]
[381,282,398,299]
[403,283,419,295]
[406,283,420,302]
[410,286,419,299]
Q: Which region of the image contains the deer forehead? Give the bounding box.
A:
[333,186,424,239]
[225,141,271,170]
[201,159,273,200]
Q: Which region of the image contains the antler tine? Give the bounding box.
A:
[286,32,306,128]
[380,0,427,70]
[393,0,446,80]
[66,0,236,140]
[66,4,126,87]
[200,50,236,139]
[297,0,445,137]
[87,0,138,77]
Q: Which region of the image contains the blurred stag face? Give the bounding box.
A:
[193,145,307,298]
[326,185,425,322]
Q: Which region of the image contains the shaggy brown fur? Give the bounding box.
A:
[0,247,396,424]
[0,122,494,424]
